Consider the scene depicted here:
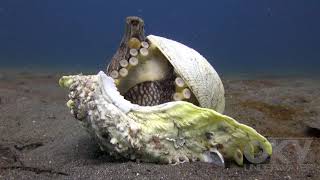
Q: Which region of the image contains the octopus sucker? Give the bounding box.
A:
[119,68,128,77]
[119,59,129,68]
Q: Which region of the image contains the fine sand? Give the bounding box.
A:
[0,70,319,179]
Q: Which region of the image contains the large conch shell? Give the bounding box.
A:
[59,71,272,166]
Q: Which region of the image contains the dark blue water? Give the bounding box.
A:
[1,0,319,75]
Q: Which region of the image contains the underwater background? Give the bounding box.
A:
[1,1,320,179]
[0,0,319,76]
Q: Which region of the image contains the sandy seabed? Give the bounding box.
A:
[0,70,319,179]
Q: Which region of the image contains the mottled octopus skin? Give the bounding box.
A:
[59,72,272,166]
[124,77,176,106]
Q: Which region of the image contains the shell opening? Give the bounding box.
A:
[108,37,201,107]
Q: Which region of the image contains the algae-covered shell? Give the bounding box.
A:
[147,35,225,113]
[59,71,272,166]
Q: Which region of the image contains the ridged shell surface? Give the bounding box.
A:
[147,35,225,113]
